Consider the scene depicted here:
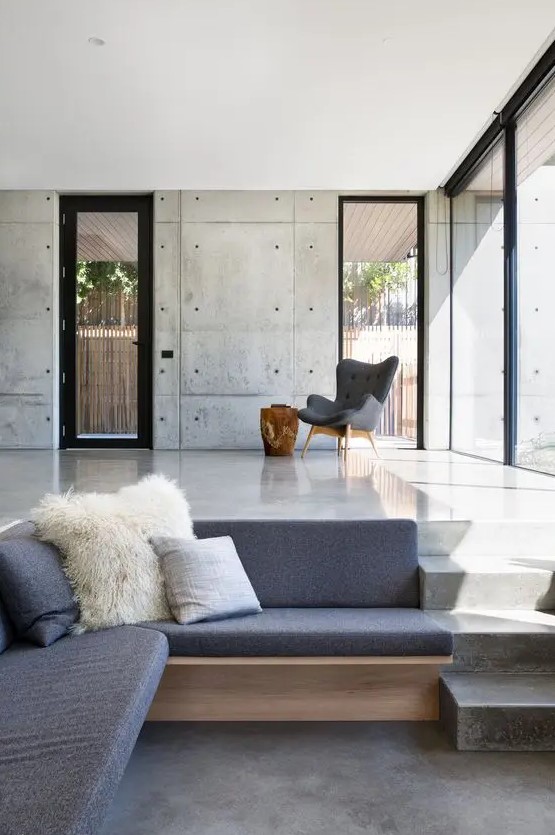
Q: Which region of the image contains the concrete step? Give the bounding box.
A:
[418,520,555,557]
[420,555,555,610]
[440,672,555,751]
[429,610,555,672]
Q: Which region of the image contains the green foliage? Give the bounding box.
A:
[76,261,138,303]
[343,260,411,305]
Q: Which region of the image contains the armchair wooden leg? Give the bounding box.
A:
[368,431,380,458]
[344,424,352,461]
[301,426,316,459]
[337,436,343,456]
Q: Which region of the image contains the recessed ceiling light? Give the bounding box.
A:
[88,36,106,47]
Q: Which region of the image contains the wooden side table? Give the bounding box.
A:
[260,404,299,456]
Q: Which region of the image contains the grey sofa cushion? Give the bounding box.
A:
[0,520,36,540]
[193,519,419,608]
[0,626,168,835]
[0,536,79,646]
[153,535,262,624]
[0,597,13,654]
[143,608,453,657]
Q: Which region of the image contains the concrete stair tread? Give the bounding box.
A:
[420,559,555,610]
[429,609,555,634]
[428,610,555,672]
[442,672,555,707]
[440,673,555,749]
[419,555,555,573]
[418,520,555,558]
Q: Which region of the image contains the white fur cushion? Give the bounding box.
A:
[31,475,194,632]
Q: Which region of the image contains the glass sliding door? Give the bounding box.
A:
[515,76,555,473]
[451,140,505,461]
[60,196,152,449]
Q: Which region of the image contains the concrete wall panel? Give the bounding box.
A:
[153,222,180,399]
[0,223,54,318]
[294,191,338,223]
[295,329,337,394]
[518,168,555,224]
[181,395,292,449]
[0,191,57,448]
[152,192,180,448]
[154,222,180,310]
[154,191,180,223]
[0,396,53,448]
[181,330,293,395]
[181,222,294,332]
[294,222,337,331]
[294,222,337,394]
[0,319,54,397]
[0,191,56,223]
[181,191,294,223]
[177,193,340,447]
[153,396,180,449]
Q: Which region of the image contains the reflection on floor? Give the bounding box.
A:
[2,440,555,531]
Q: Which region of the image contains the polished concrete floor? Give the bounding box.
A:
[101,722,555,835]
[2,441,555,530]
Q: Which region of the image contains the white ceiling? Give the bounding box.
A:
[0,0,554,191]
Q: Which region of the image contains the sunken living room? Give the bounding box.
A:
[1,3,555,835]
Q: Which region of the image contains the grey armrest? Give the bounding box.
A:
[306,394,338,416]
[350,393,384,432]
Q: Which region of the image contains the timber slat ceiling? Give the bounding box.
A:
[77,203,422,265]
[343,202,417,263]
[77,212,138,262]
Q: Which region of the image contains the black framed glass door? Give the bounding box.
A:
[60,195,152,448]
[338,196,425,449]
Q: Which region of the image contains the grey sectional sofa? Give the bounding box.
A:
[0,518,452,835]
[146,519,451,658]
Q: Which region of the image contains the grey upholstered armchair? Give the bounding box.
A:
[298,356,399,459]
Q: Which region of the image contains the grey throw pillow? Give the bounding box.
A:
[152,536,262,624]
[0,537,79,647]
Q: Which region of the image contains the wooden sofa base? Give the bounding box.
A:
[147,657,452,722]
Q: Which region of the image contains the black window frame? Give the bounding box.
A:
[445,41,555,468]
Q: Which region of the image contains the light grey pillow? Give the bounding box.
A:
[152,535,262,624]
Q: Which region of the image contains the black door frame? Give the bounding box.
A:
[59,195,153,449]
[338,195,425,450]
